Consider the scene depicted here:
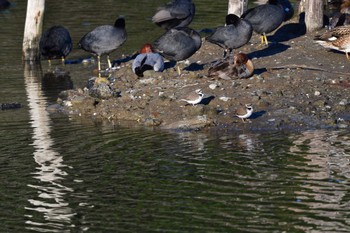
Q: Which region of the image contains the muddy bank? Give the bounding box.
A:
[48,23,350,132]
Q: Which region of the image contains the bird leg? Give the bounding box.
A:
[94,55,109,85]
[48,59,52,67]
[263,32,268,46]
[261,35,265,45]
[97,55,101,73]
[223,49,228,58]
[107,55,112,68]
[177,65,181,76]
[61,57,65,66]
[228,49,234,64]
[346,52,349,60]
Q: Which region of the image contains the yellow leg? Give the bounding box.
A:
[263,33,268,46]
[48,59,52,67]
[346,52,349,60]
[94,55,110,85]
[107,55,112,68]
[177,65,181,76]
[97,55,101,73]
[261,35,264,45]
[61,57,65,66]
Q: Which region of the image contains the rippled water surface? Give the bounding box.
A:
[1,1,350,232]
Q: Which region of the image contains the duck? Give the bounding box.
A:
[39,26,72,66]
[206,14,253,58]
[208,52,254,79]
[315,25,350,60]
[152,0,195,30]
[132,43,164,77]
[242,0,285,45]
[78,16,127,79]
[153,27,201,75]
[234,104,254,122]
[329,0,350,29]
[181,89,204,106]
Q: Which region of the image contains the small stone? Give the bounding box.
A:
[338,124,348,129]
[231,81,239,87]
[314,91,321,96]
[46,104,62,113]
[63,101,72,107]
[209,83,218,90]
[89,83,114,99]
[139,77,155,84]
[313,100,325,107]
[219,97,230,102]
[252,95,260,101]
[70,96,85,105]
[339,99,348,106]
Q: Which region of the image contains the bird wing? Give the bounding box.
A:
[152,0,193,23]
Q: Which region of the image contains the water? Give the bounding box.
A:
[1,1,350,232]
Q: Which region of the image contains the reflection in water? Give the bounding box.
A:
[219,133,262,153]
[41,69,74,103]
[24,63,74,232]
[289,130,350,232]
[176,131,209,153]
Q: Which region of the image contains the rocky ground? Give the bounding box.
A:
[48,18,350,132]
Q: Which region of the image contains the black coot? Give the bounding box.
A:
[242,0,285,45]
[206,14,253,58]
[39,26,72,65]
[153,27,201,75]
[78,17,127,75]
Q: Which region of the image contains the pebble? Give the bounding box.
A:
[219,97,230,102]
[209,83,218,90]
[338,123,349,129]
[314,91,321,96]
[63,101,72,107]
[339,99,348,106]
[139,78,155,84]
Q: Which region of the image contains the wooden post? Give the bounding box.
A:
[304,0,324,32]
[228,0,248,17]
[23,0,45,61]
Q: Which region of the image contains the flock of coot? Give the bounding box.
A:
[38,0,350,83]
